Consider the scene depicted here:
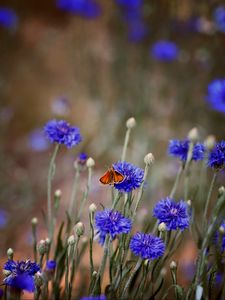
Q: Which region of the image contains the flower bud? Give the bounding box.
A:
[126,117,136,129]
[45,238,51,245]
[218,186,225,196]
[89,203,97,214]
[75,222,85,237]
[187,200,192,207]
[68,235,75,246]
[35,272,44,287]
[31,217,38,226]
[170,261,177,270]
[219,226,225,235]
[7,248,13,260]
[92,271,97,278]
[188,127,199,143]
[158,222,166,232]
[86,157,95,168]
[54,189,62,198]
[204,135,216,151]
[144,153,154,166]
[37,240,47,255]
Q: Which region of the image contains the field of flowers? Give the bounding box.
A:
[0,1,225,300]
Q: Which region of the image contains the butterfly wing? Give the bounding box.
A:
[99,170,114,185]
[112,168,124,184]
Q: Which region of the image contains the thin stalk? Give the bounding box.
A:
[47,144,60,239]
[91,235,110,295]
[77,166,92,220]
[121,128,131,162]
[122,257,142,299]
[68,237,80,299]
[170,267,178,300]
[39,253,44,269]
[169,164,183,198]
[32,224,37,262]
[68,167,80,217]
[183,142,194,201]
[89,211,95,277]
[203,172,217,220]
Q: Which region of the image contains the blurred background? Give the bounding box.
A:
[0,0,225,293]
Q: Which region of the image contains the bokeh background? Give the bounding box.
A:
[0,0,225,295]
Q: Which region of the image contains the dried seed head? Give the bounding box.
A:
[75,222,85,237]
[188,127,199,142]
[89,203,97,214]
[170,261,177,270]
[144,153,155,166]
[158,222,166,232]
[31,217,38,226]
[54,189,62,198]
[86,157,95,168]
[204,135,216,151]
[68,235,75,245]
[126,117,136,129]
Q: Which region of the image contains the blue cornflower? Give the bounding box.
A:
[168,139,205,161]
[153,197,190,231]
[95,209,132,245]
[113,161,144,193]
[77,152,88,165]
[27,129,50,152]
[0,7,18,29]
[56,0,101,19]
[44,119,82,148]
[46,260,56,271]
[213,6,225,33]
[80,296,106,300]
[208,141,225,170]
[3,260,40,292]
[150,40,179,62]
[130,232,165,260]
[206,79,225,113]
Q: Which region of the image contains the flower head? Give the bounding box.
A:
[77,152,88,165]
[153,197,190,231]
[44,119,82,148]
[206,79,225,113]
[150,40,179,62]
[213,6,225,33]
[46,260,56,271]
[208,141,225,170]
[3,260,40,292]
[95,209,132,245]
[56,0,101,19]
[0,7,18,29]
[113,161,144,193]
[168,139,205,161]
[80,296,106,300]
[130,232,165,260]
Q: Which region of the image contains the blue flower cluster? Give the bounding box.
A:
[3,260,40,292]
[208,140,225,170]
[150,40,179,62]
[153,197,190,231]
[44,119,82,148]
[95,209,132,245]
[113,161,144,193]
[168,139,205,161]
[0,7,18,29]
[116,0,148,43]
[130,232,165,260]
[213,6,225,33]
[56,0,101,19]
[206,79,225,114]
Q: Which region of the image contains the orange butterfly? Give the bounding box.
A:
[99,166,124,185]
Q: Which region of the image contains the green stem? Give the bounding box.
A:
[68,167,80,217]
[77,166,92,221]
[32,225,37,262]
[47,144,60,239]
[121,128,131,162]
[169,164,183,198]
[89,211,95,277]
[203,172,217,220]
[122,257,142,299]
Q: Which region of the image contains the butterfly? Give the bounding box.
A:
[99,166,125,185]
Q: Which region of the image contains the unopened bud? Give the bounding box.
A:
[89,203,97,214]
[126,117,136,129]
[86,157,95,168]
[38,240,47,255]
[7,248,13,260]
[45,238,51,245]
[158,222,166,232]
[144,153,154,166]
[75,222,85,237]
[54,189,62,198]
[31,217,38,226]
[187,200,192,207]
[92,271,97,278]
[204,135,216,151]
[68,235,75,245]
[35,272,44,287]
[219,226,225,235]
[144,259,149,267]
[170,261,177,270]
[218,186,225,196]
[188,127,199,143]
